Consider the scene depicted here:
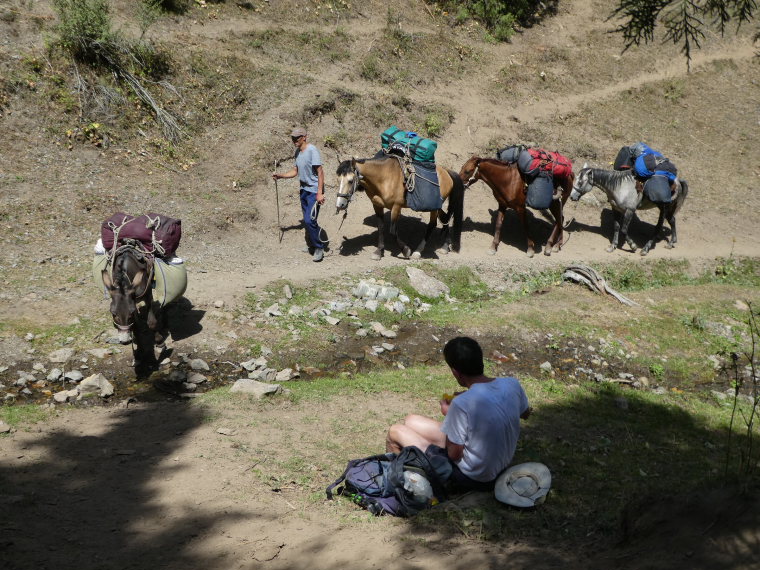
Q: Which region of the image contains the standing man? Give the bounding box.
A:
[272,126,326,262]
[386,336,532,491]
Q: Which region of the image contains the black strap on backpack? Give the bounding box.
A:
[388,447,449,507]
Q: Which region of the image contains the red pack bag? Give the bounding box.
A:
[518,148,553,178]
[549,151,573,180]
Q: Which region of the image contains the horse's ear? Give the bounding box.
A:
[131,270,145,289]
[101,269,113,289]
[582,162,589,169]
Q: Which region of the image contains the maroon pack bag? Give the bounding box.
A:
[146,212,182,257]
[101,212,182,257]
[101,212,135,250]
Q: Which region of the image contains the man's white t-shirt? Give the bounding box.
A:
[441,377,529,482]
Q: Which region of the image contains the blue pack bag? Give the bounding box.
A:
[326,446,450,517]
[525,171,555,209]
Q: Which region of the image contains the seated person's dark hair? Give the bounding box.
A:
[443,336,484,376]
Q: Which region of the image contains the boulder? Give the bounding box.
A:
[405,268,449,298]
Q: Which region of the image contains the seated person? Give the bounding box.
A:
[386,336,532,491]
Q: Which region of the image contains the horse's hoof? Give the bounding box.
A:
[411,251,422,260]
[606,246,614,253]
[640,249,649,257]
[527,250,535,258]
[371,252,382,261]
[665,243,674,249]
[543,248,551,257]
[487,248,497,256]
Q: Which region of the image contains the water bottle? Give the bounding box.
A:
[403,471,433,503]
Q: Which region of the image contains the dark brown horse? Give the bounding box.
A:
[101,242,168,375]
[336,155,464,260]
[458,156,573,257]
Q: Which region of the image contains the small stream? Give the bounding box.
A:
[2,321,733,407]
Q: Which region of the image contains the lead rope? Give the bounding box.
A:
[310,199,329,245]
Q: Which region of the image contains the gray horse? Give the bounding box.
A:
[570,163,689,255]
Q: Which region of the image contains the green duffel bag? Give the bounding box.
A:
[381,126,407,150]
[380,126,438,163]
[407,136,437,163]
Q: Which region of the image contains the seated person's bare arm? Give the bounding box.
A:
[445,437,464,463]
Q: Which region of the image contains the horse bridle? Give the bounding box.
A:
[108,243,154,329]
[573,168,593,194]
[336,164,362,210]
[463,159,482,189]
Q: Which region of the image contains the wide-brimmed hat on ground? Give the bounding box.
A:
[494,462,551,508]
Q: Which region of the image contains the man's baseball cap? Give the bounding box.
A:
[290,127,307,137]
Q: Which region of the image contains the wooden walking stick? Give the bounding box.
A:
[274,160,284,243]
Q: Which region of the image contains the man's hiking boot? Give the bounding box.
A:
[312,248,324,262]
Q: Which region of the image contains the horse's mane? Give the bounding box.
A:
[590,167,635,191]
[336,160,354,175]
[112,247,148,291]
[336,155,394,176]
[477,157,514,167]
[111,251,129,290]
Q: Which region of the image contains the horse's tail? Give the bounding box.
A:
[446,169,465,252]
[670,179,689,217]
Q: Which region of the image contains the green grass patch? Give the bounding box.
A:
[602,257,760,291]
[286,365,453,402]
[0,404,52,429]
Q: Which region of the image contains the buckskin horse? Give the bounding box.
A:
[335,155,465,260]
[570,163,689,255]
[100,241,169,375]
[458,156,573,257]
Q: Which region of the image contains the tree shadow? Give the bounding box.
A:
[2,402,276,570]
[216,381,760,568]
[397,386,759,568]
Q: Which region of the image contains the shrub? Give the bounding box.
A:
[52,0,116,66]
[51,0,181,141]
[424,113,445,137]
[360,56,381,81]
[434,0,537,41]
[155,0,190,13]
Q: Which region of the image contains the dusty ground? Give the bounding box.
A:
[1,0,760,568]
